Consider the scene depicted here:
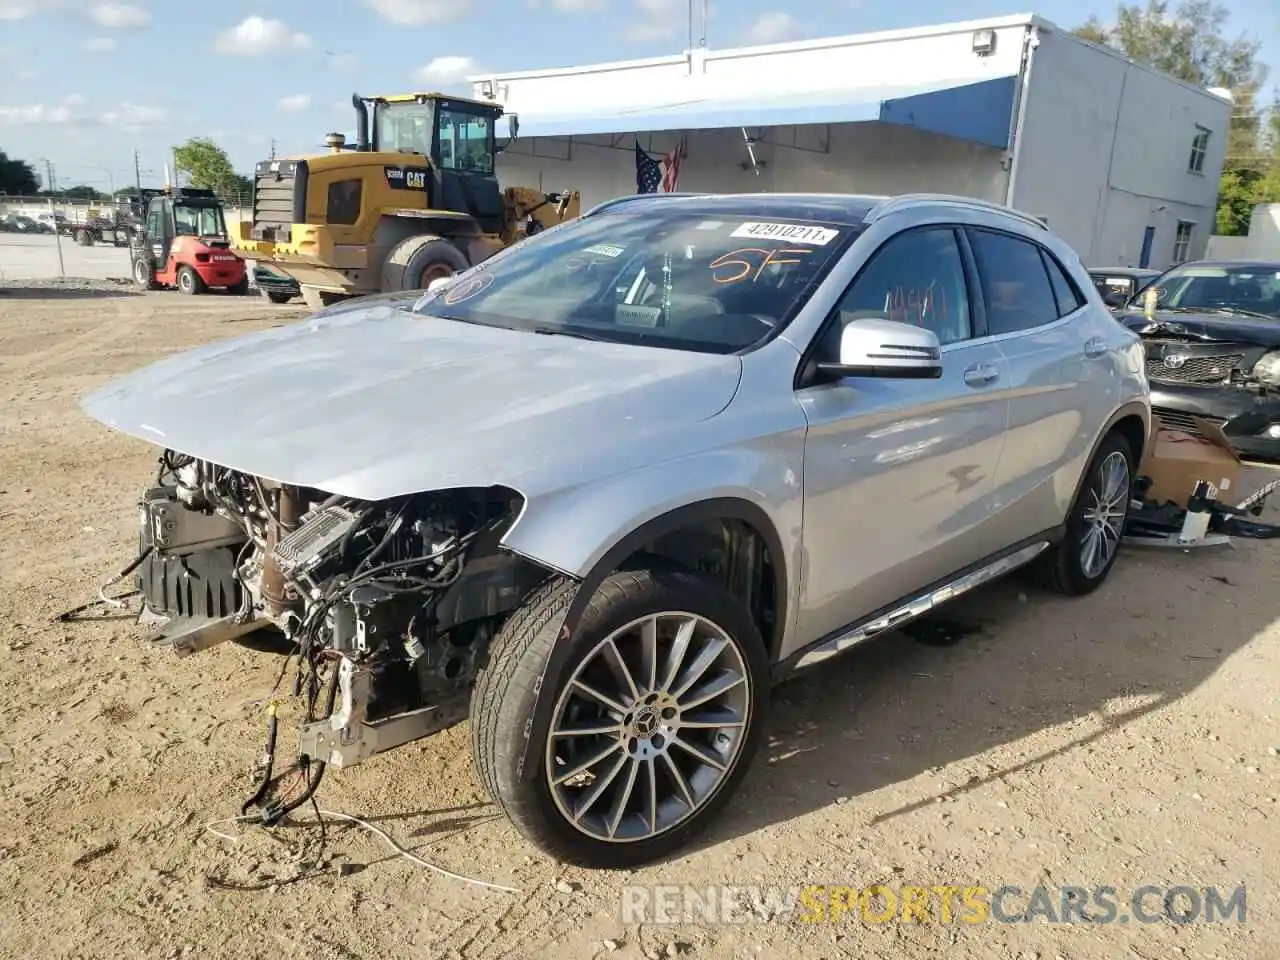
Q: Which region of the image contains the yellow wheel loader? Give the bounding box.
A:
[231,92,580,308]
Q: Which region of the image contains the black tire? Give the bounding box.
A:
[263,290,294,304]
[176,264,205,296]
[382,235,469,292]
[227,275,250,296]
[471,562,770,869]
[75,229,94,246]
[132,256,159,291]
[1032,430,1134,595]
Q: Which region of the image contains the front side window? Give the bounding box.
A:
[173,204,227,238]
[377,101,435,156]
[968,229,1061,335]
[436,107,494,174]
[833,226,972,345]
[1135,263,1280,320]
[414,209,856,354]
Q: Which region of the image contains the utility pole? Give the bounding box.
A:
[42,158,66,279]
[270,138,277,160]
[134,149,142,192]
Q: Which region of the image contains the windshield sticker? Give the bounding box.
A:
[710,247,811,284]
[730,222,839,246]
[616,305,662,328]
[583,243,625,258]
[441,271,495,305]
[694,220,724,231]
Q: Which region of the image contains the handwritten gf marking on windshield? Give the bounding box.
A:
[442,272,495,305]
[710,247,812,284]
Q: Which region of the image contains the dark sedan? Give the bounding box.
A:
[1116,259,1280,461]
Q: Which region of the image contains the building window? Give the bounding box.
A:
[1188,126,1210,173]
[1173,221,1195,262]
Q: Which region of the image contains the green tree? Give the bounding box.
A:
[1073,0,1279,234]
[172,137,251,197]
[0,148,40,195]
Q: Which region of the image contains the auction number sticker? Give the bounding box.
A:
[730,222,839,246]
[583,243,625,258]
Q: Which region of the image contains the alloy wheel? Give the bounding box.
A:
[1080,450,1130,578]
[545,611,752,844]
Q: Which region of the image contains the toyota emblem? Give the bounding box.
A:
[1163,353,1188,370]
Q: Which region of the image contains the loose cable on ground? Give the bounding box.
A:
[200,809,521,895]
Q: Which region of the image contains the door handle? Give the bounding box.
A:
[1084,335,1107,359]
[962,361,999,387]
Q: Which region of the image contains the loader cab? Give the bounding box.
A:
[366,93,506,234]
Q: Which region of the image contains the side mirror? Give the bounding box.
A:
[425,276,454,296]
[1103,289,1126,308]
[818,317,942,380]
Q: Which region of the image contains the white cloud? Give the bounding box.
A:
[413,55,478,84]
[101,102,167,127]
[279,94,311,111]
[0,1,36,19]
[625,0,680,41]
[359,0,467,25]
[82,36,117,51]
[328,52,358,71]
[0,103,75,124]
[527,0,606,10]
[88,2,149,27]
[746,11,798,44]
[0,94,165,128]
[213,16,310,56]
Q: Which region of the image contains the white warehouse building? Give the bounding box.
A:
[468,13,1232,270]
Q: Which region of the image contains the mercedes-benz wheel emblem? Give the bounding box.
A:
[1163,353,1188,370]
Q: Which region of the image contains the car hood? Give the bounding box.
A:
[1118,309,1280,346]
[81,297,744,501]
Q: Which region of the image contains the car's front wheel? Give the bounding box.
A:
[471,563,769,868]
[1034,430,1134,595]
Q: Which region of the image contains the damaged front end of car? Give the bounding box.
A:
[135,449,546,817]
[1126,316,1280,459]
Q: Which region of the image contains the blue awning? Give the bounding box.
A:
[513,75,1018,150]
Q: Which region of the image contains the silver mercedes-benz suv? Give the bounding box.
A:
[82,191,1150,868]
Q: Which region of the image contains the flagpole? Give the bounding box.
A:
[687,0,693,53]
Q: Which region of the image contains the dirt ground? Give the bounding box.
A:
[0,285,1277,960]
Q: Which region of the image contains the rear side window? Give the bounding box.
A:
[968,229,1060,335]
[326,179,362,225]
[1041,250,1085,316]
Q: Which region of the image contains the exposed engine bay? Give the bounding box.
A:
[134,449,544,821]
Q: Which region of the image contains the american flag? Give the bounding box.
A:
[635,138,687,194]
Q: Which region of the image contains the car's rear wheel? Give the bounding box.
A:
[471,563,769,868]
[1033,430,1134,595]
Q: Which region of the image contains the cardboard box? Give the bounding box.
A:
[1137,415,1242,508]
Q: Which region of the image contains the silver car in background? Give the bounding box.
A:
[82,191,1150,868]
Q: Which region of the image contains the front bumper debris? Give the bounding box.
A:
[1148,381,1280,461]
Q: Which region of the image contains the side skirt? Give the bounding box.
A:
[773,528,1063,682]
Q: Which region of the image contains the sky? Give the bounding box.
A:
[1,0,1277,193]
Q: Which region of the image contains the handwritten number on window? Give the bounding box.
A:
[709,247,811,284]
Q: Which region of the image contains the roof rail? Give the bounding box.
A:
[865,193,1049,231]
[581,192,705,218]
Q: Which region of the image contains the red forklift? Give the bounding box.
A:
[129,187,248,295]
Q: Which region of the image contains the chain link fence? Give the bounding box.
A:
[0,193,251,227]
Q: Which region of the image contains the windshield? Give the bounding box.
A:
[376,101,434,155]
[414,207,857,354]
[174,203,227,238]
[1133,263,1280,319]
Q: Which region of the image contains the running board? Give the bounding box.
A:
[792,540,1051,671]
